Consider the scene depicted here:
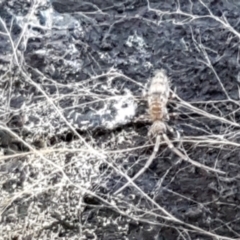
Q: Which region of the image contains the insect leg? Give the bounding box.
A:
[114,135,161,195]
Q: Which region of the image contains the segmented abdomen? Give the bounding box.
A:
[148,69,170,100]
[148,69,170,121]
[148,95,165,121]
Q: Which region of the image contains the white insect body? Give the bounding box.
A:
[114,69,171,195]
[148,69,170,136]
[114,69,222,195]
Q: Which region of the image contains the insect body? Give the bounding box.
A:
[148,69,170,137]
[114,69,223,196]
[114,69,171,195]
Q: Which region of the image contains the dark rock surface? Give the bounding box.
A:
[1,0,240,239]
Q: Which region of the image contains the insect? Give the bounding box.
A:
[114,69,173,195]
[147,69,170,137]
[114,69,225,195]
